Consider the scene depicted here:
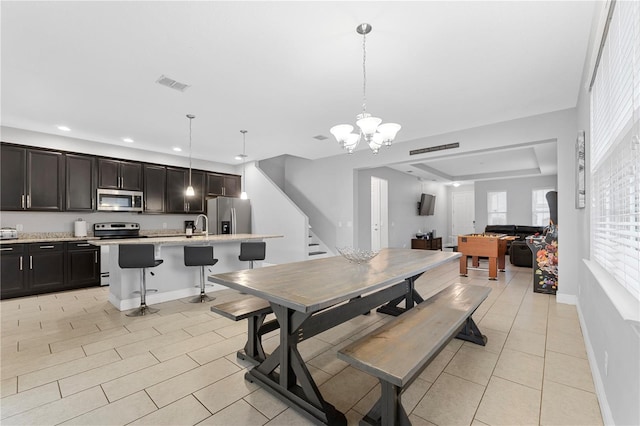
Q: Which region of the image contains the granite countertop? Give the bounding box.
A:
[89,233,283,245]
[0,235,100,244]
[0,229,282,245]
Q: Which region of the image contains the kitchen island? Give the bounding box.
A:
[91,234,282,311]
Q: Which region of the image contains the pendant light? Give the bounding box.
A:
[185,114,195,196]
[239,130,248,200]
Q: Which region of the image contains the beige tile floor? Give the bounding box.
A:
[0,259,604,425]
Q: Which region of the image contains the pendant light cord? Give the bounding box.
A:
[241,130,247,195]
[187,114,194,186]
[362,25,367,114]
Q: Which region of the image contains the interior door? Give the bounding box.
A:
[451,191,475,245]
[371,177,389,251]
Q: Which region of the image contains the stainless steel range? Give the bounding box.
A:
[94,222,143,286]
[94,222,142,239]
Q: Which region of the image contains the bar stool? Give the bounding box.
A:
[238,241,266,269]
[184,245,218,303]
[118,244,163,317]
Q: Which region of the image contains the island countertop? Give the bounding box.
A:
[90,233,283,246]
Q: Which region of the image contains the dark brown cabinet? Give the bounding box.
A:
[28,242,66,293]
[0,241,100,299]
[206,173,241,198]
[66,154,95,211]
[66,242,100,288]
[0,145,64,211]
[98,159,142,191]
[0,245,26,299]
[143,164,166,213]
[166,167,205,213]
[0,145,26,210]
[411,237,442,251]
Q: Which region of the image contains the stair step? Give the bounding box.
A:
[309,243,319,247]
[309,251,327,256]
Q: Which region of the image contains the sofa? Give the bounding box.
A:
[484,225,545,267]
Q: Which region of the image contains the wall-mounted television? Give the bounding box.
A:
[418,193,436,216]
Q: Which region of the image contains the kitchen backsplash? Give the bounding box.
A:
[0,211,201,234]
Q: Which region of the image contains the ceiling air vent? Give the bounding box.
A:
[156,75,190,92]
[409,142,460,156]
[313,135,329,141]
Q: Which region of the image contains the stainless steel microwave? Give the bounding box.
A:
[96,189,143,212]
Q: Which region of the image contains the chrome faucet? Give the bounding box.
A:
[194,214,208,235]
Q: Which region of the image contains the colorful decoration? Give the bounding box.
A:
[527,224,558,294]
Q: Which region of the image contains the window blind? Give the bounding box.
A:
[590,0,640,299]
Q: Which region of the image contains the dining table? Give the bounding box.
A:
[208,247,461,425]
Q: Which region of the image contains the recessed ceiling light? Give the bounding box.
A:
[235,154,248,161]
[123,137,134,143]
[57,125,71,131]
[173,147,182,152]
[452,182,461,187]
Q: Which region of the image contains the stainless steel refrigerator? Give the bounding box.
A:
[207,197,252,234]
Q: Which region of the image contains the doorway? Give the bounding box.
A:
[451,191,475,245]
[371,176,389,251]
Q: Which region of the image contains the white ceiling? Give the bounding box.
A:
[1,1,595,181]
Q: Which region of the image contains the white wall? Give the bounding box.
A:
[354,167,448,250]
[1,126,235,174]
[474,175,558,231]
[247,162,308,264]
[570,3,640,424]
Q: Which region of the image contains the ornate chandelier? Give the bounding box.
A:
[330,23,401,154]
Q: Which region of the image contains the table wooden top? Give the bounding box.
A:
[208,248,461,313]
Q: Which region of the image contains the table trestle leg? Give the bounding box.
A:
[247,304,347,425]
[360,380,411,426]
[376,274,424,317]
[455,315,487,346]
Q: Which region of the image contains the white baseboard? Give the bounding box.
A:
[575,300,615,425]
[556,293,577,305]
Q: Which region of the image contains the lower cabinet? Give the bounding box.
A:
[66,242,100,288]
[0,241,100,299]
[0,244,26,298]
[411,237,443,251]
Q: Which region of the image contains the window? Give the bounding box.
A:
[487,191,507,225]
[532,188,555,226]
[590,0,640,299]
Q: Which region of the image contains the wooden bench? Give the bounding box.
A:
[210,296,278,365]
[338,283,490,426]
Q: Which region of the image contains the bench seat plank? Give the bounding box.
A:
[338,283,490,388]
[210,296,272,321]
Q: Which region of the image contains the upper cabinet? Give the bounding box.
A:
[166,167,205,213]
[98,159,142,191]
[206,173,241,198]
[66,154,95,211]
[1,145,26,210]
[1,145,64,211]
[143,164,166,213]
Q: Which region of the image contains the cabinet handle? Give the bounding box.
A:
[76,243,91,247]
[95,252,98,263]
[0,247,13,251]
[29,255,33,270]
[19,256,23,271]
[21,195,25,209]
[39,245,55,249]
[26,195,31,209]
[222,188,226,196]
[91,197,95,210]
